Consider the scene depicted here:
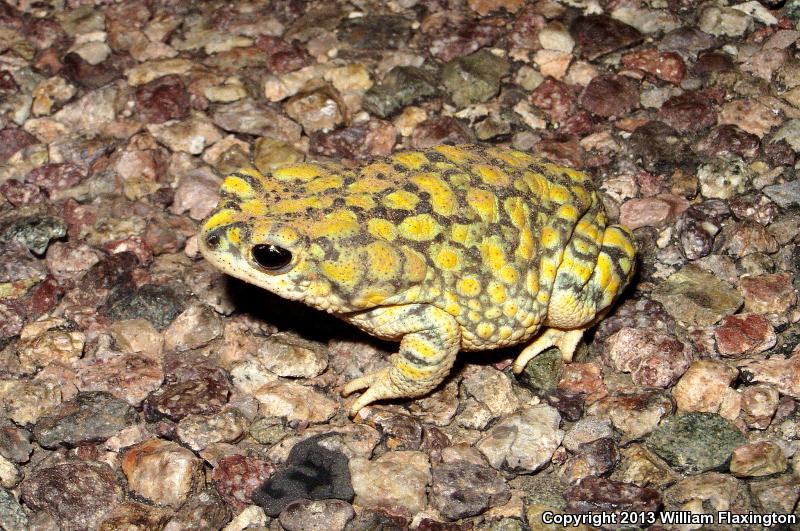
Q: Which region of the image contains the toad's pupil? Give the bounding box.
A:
[205,232,221,248]
[252,244,292,271]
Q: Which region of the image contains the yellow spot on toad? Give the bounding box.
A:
[398,214,441,241]
[365,241,400,281]
[467,187,498,223]
[456,276,481,297]
[383,190,420,210]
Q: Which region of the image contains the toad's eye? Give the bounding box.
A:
[251,244,293,271]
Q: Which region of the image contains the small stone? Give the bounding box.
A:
[562,438,620,485]
[411,117,475,149]
[718,99,782,138]
[741,384,780,429]
[103,283,185,330]
[672,360,739,414]
[0,128,36,164]
[21,461,120,529]
[344,508,408,530]
[31,76,75,116]
[462,365,519,418]
[212,99,302,141]
[564,476,661,514]
[253,137,304,173]
[658,91,716,133]
[204,77,248,103]
[122,439,204,508]
[714,314,776,357]
[163,489,230,531]
[285,86,345,134]
[530,78,577,124]
[539,21,574,53]
[164,304,223,352]
[698,5,752,37]
[0,488,27,530]
[212,454,276,511]
[621,49,685,85]
[580,75,639,118]
[146,112,223,155]
[32,391,136,449]
[16,328,84,374]
[604,328,692,388]
[476,405,563,473]
[145,373,229,422]
[628,121,692,173]
[135,74,189,124]
[611,444,679,490]
[311,119,396,160]
[749,474,800,515]
[0,425,32,464]
[562,417,614,453]
[652,264,743,326]
[730,441,787,477]
[431,461,510,520]
[1,379,61,425]
[60,52,121,90]
[619,195,689,230]
[253,434,354,516]
[739,272,797,315]
[350,450,429,516]
[533,50,572,80]
[77,352,163,406]
[517,347,563,394]
[662,472,753,517]
[177,409,248,451]
[362,66,438,119]
[359,408,423,451]
[557,362,606,404]
[257,37,313,75]
[26,162,87,195]
[764,180,800,208]
[569,15,643,61]
[337,15,411,50]
[253,381,337,423]
[0,215,67,255]
[587,392,673,442]
[279,499,355,531]
[0,181,44,207]
[738,346,800,399]
[256,334,328,379]
[442,49,509,108]
[645,412,746,474]
[468,0,525,15]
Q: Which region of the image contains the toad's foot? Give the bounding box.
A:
[512,328,584,374]
[341,305,461,416]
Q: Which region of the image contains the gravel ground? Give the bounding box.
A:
[1,0,799,529]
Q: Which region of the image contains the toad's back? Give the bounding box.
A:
[200,144,636,414]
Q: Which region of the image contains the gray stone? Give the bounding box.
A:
[431,461,510,520]
[763,180,800,208]
[442,50,509,108]
[652,265,743,327]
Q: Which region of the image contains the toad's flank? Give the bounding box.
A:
[199,144,636,415]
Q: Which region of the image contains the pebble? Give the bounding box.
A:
[442,49,509,108]
[658,91,716,133]
[539,21,574,53]
[562,417,614,453]
[76,352,163,406]
[279,499,355,531]
[338,14,411,50]
[580,75,639,118]
[738,346,800,399]
[176,409,248,451]
[672,360,739,414]
[311,119,397,159]
[284,86,345,134]
[714,313,776,357]
[619,195,689,230]
[103,283,185,330]
[362,66,438,119]
[350,450,430,516]
[163,489,230,531]
[739,272,797,315]
[565,476,661,514]
[662,472,753,516]
[0,425,32,464]
[749,474,800,515]
[253,137,304,173]
[21,461,120,529]
[0,215,67,255]
[569,15,642,61]
[146,112,222,155]
[763,179,800,208]
[645,412,746,474]
[135,74,189,124]
[411,117,475,148]
[698,5,752,37]
[604,327,692,388]
[16,328,84,374]
[360,408,423,451]
[718,99,782,138]
[652,264,743,326]
[121,438,204,508]
[211,99,302,141]
[741,384,780,429]
[254,435,354,516]
[729,441,787,477]
[530,78,576,125]
[430,461,510,520]
[476,405,563,473]
[253,381,337,423]
[1,379,61,425]
[462,365,520,418]
[32,391,136,449]
[518,347,563,395]
[587,391,673,442]
[212,454,275,511]
[621,49,685,85]
[255,334,328,379]
[562,438,620,485]
[611,444,679,490]
[163,304,223,352]
[0,488,27,530]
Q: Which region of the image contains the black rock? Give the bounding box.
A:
[102,283,185,330]
[252,434,354,517]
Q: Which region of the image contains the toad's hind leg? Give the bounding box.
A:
[342,305,461,416]
[513,220,636,374]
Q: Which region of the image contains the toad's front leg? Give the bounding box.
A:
[342,304,461,416]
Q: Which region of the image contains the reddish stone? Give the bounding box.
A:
[0,180,45,206]
[425,17,505,62]
[33,47,63,76]
[0,128,36,163]
[103,237,154,266]
[620,195,689,229]
[410,117,474,149]
[311,120,397,159]
[763,140,796,166]
[23,18,67,50]
[530,78,577,123]
[580,75,639,118]
[135,75,190,124]
[658,91,716,133]
[558,362,607,404]
[621,49,686,85]
[569,15,643,61]
[508,4,546,50]
[212,455,276,510]
[561,111,593,136]
[695,125,760,160]
[26,163,86,194]
[692,51,734,76]
[565,476,661,514]
[60,52,121,90]
[0,299,25,339]
[739,273,797,315]
[25,276,64,319]
[256,36,313,75]
[716,314,776,358]
[605,328,693,388]
[0,70,17,91]
[534,137,584,169]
